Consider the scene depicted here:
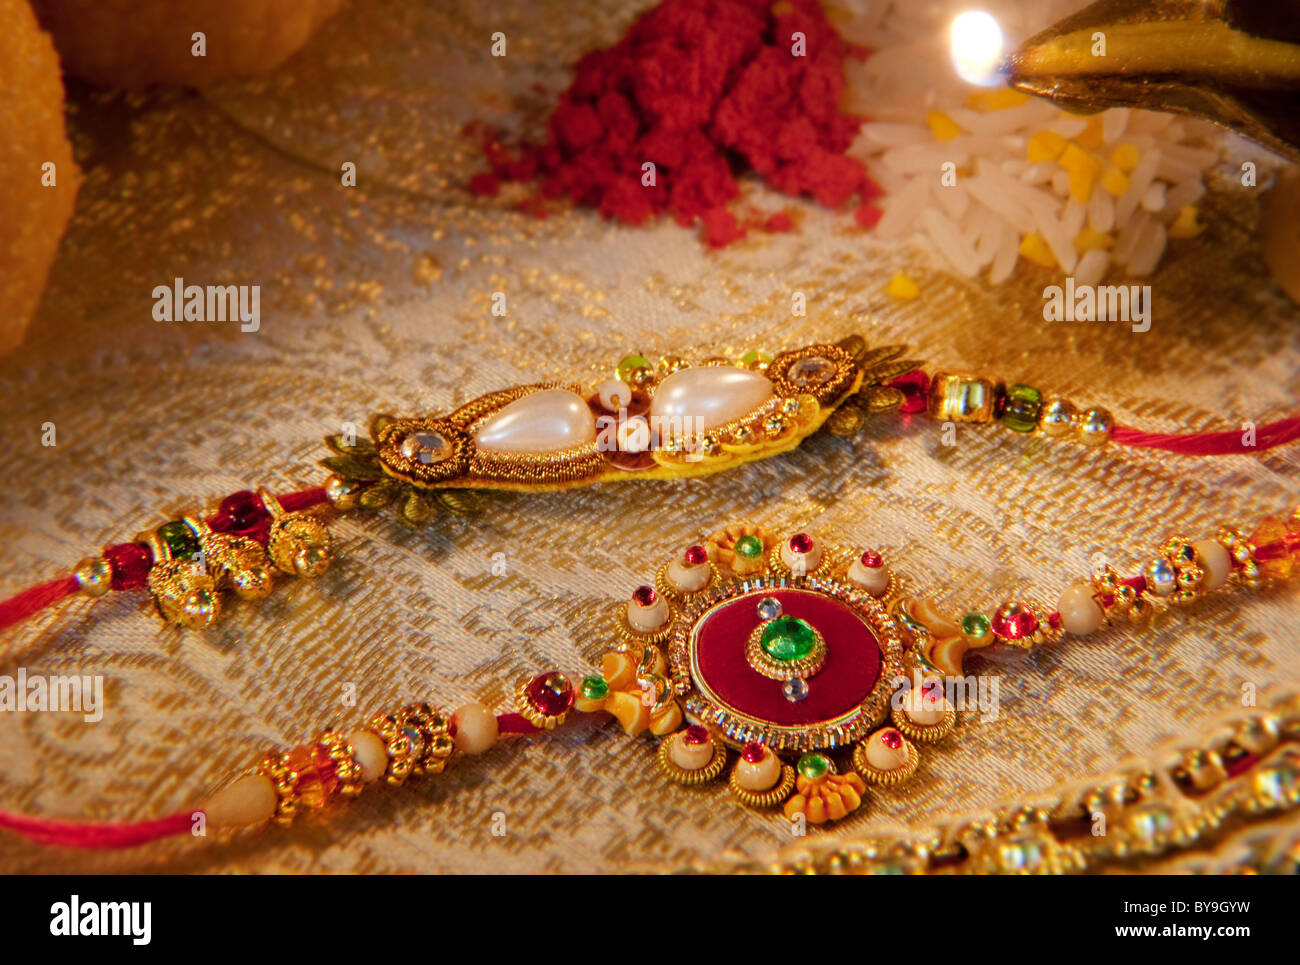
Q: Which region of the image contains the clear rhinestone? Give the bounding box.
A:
[400,431,449,465]
[787,356,835,389]
[782,678,809,702]
[756,596,783,620]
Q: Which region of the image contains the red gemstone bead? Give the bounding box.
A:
[741,742,767,763]
[888,370,931,415]
[789,533,814,554]
[631,584,657,607]
[859,550,883,568]
[880,728,903,749]
[103,542,153,591]
[991,602,1039,640]
[683,544,708,566]
[219,490,268,530]
[526,672,574,716]
[684,725,710,745]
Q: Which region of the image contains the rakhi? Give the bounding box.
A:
[2,334,1298,634]
[1,509,1296,859]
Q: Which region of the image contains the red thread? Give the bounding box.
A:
[496,712,541,734]
[0,575,80,632]
[1112,414,1300,455]
[0,808,192,849]
[279,486,330,513]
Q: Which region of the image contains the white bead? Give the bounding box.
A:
[616,416,651,453]
[669,733,714,770]
[598,379,633,411]
[667,558,710,593]
[901,687,948,726]
[847,558,891,596]
[452,702,499,755]
[734,751,782,791]
[1194,539,1232,591]
[473,388,596,453]
[347,729,389,782]
[649,366,773,433]
[202,773,278,829]
[865,731,909,770]
[780,538,823,574]
[627,594,670,632]
[1057,583,1103,635]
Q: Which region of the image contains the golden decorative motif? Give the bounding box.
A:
[656,731,728,786]
[729,763,797,809]
[574,647,683,737]
[744,618,827,681]
[852,734,921,786]
[653,559,720,603]
[706,522,769,577]
[783,770,868,825]
[890,705,957,744]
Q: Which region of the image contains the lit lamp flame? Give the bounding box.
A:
[950,10,1004,87]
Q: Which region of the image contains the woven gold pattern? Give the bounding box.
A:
[0,0,1297,872]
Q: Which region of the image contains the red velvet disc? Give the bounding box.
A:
[692,588,881,727]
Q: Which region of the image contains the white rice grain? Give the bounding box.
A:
[1075,247,1110,287]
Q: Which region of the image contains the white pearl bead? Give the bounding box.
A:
[346,729,389,782]
[627,594,670,632]
[1057,583,1103,635]
[202,773,278,829]
[865,731,909,770]
[734,751,782,791]
[847,558,891,596]
[598,379,633,411]
[1194,539,1232,591]
[901,687,947,726]
[452,702,499,755]
[649,366,773,433]
[669,733,714,770]
[616,416,651,453]
[473,389,596,453]
[667,558,710,592]
[780,538,823,574]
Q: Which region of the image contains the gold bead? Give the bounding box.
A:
[228,563,274,601]
[74,557,113,598]
[657,354,685,377]
[1037,398,1077,437]
[927,372,996,423]
[1076,407,1114,446]
[324,474,362,512]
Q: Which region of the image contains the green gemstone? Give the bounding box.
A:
[760,616,817,662]
[580,676,609,700]
[735,535,764,559]
[960,612,991,639]
[797,752,831,780]
[615,354,651,383]
[157,520,201,561]
[741,349,772,368]
[1000,383,1043,433]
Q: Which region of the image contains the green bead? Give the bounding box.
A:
[741,349,771,368]
[797,752,831,780]
[1000,383,1043,433]
[735,535,764,559]
[760,616,817,662]
[960,612,991,639]
[580,676,609,700]
[157,520,201,562]
[616,354,652,384]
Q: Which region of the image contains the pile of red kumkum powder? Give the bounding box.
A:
[468,0,881,247]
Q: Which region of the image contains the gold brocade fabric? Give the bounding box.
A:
[0,0,1298,873]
